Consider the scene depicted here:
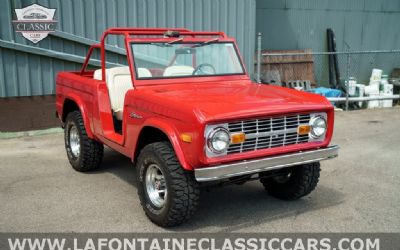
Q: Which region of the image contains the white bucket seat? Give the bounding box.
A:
[94,66,152,120]
[163,66,194,77]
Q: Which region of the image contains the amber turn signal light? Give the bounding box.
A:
[230,132,246,144]
[297,125,311,135]
[180,133,192,143]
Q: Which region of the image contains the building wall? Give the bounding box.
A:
[0,0,256,98]
[256,0,400,85]
[256,0,400,52]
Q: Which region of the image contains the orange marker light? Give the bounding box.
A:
[298,125,311,135]
[181,133,192,143]
[230,132,246,144]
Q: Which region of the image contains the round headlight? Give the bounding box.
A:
[310,116,327,138]
[207,128,230,153]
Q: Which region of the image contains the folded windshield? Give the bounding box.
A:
[131,42,245,79]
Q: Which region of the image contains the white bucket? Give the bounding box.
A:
[347,77,357,96]
[365,84,379,95]
[355,84,365,107]
[380,84,394,108]
[370,68,383,81]
[368,94,380,109]
[380,75,389,85]
[366,81,380,109]
[369,79,380,86]
[382,83,393,94]
[382,97,393,108]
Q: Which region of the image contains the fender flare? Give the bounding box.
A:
[135,118,192,171]
[62,94,94,139]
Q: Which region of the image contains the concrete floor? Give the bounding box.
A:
[0,107,399,232]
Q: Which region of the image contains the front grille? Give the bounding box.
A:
[227,114,311,154]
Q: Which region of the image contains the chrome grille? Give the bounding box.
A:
[227,114,311,154]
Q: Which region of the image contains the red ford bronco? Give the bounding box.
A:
[56,28,339,227]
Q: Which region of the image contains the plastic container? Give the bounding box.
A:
[365,82,380,109]
[366,79,380,109]
[380,75,389,84]
[346,77,357,96]
[365,84,379,95]
[355,84,365,107]
[380,75,389,92]
[379,75,389,107]
[381,83,394,108]
[370,68,383,81]
[382,83,394,94]
[370,79,380,86]
[309,87,342,97]
[368,94,380,109]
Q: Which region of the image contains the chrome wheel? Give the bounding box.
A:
[69,125,80,158]
[145,164,167,208]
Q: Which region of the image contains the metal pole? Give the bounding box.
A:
[328,95,400,102]
[256,32,262,83]
[345,53,351,111]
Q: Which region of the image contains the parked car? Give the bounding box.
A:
[23,12,47,19]
[55,28,339,227]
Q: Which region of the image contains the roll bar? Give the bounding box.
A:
[80,27,228,79]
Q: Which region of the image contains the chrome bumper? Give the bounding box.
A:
[195,145,339,182]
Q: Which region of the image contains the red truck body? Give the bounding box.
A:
[56,28,334,170]
[57,73,334,169]
[56,28,338,226]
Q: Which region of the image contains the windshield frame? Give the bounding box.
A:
[128,37,248,84]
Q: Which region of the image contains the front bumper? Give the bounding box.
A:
[195,145,339,182]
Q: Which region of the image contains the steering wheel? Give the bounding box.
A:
[192,63,216,75]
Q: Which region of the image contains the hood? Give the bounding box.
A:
[137,80,333,123]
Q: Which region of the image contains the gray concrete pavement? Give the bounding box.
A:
[1,107,399,232]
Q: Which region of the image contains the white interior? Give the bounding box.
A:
[163,65,194,76]
[93,67,130,120]
[137,68,152,78]
[93,65,196,120]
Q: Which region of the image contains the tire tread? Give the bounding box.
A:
[137,142,200,227]
[260,162,320,200]
[65,111,103,171]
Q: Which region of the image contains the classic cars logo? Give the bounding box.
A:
[13,4,57,43]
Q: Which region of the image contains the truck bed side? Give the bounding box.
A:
[56,71,98,139]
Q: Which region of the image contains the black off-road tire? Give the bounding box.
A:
[64,111,103,172]
[260,162,321,200]
[136,142,200,227]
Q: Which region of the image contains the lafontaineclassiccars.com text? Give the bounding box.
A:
[7,237,380,250]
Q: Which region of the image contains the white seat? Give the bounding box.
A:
[93,66,152,120]
[93,68,102,81]
[93,66,132,120]
[94,67,152,80]
[137,68,152,78]
[163,65,194,77]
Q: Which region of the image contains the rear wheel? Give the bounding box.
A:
[136,142,200,227]
[64,111,103,171]
[260,162,320,200]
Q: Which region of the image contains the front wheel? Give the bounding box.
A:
[136,142,200,227]
[260,162,321,200]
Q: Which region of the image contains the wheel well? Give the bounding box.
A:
[135,126,170,161]
[62,99,80,122]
